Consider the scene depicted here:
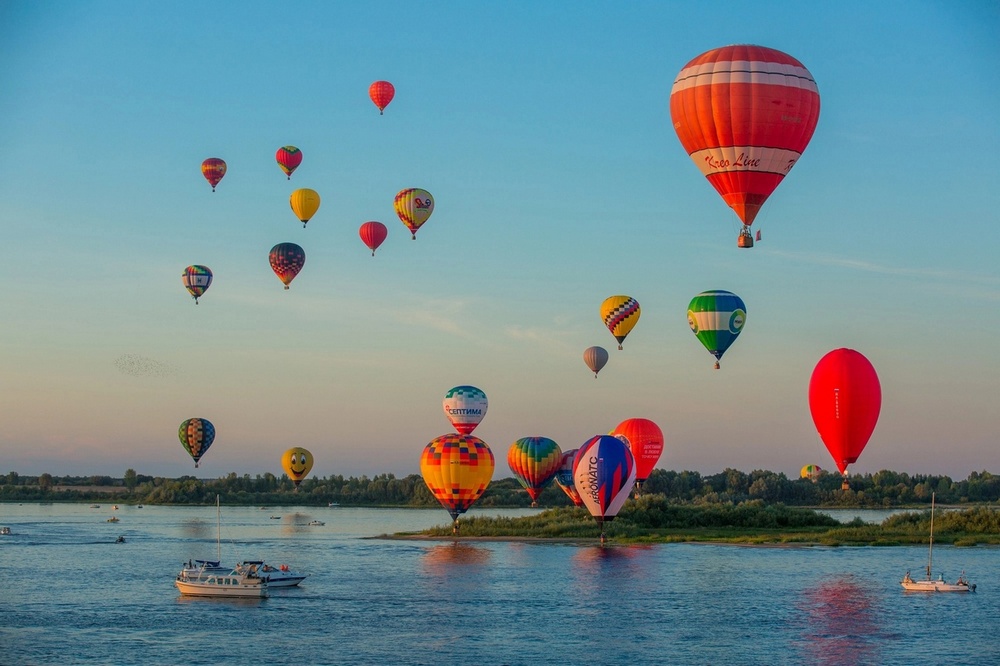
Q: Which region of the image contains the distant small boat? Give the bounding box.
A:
[107,516,119,523]
[90,504,101,509]
[270,515,281,520]
[309,520,325,526]
[901,493,975,593]
[137,505,143,508]
[1,526,11,535]
[116,535,126,543]
[113,505,119,510]
[328,502,340,507]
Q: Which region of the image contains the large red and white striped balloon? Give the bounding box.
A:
[670,45,820,230]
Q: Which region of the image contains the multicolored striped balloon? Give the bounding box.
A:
[420,433,495,531]
[554,448,583,506]
[600,295,640,350]
[687,290,746,369]
[394,188,434,239]
[181,265,212,304]
[179,418,215,468]
[573,435,636,542]
[507,437,563,507]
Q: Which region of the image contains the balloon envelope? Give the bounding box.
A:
[600,295,640,350]
[800,464,823,482]
[281,447,314,487]
[269,242,305,289]
[179,418,215,468]
[369,80,395,114]
[420,433,495,522]
[442,385,488,435]
[201,158,226,191]
[289,188,321,227]
[573,435,636,526]
[687,290,747,369]
[359,221,388,256]
[670,45,820,231]
[507,437,563,505]
[808,349,881,474]
[610,418,663,486]
[583,346,609,378]
[275,146,302,179]
[182,265,212,304]
[394,188,434,239]
[554,448,583,506]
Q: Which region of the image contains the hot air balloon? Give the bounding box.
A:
[179,418,215,468]
[687,290,747,369]
[369,80,395,115]
[583,346,609,378]
[808,349,881,490]
[442,385,488,435]
[201,158,226,192]
[800,464,823,483]
[275,146,303,180]
[394,188,434,239]
[420,433,495,533]
[182,265,213,304]
[670,45,820,247]
[289,188,320,228]
[554,448,583,506]
[507,437,563,507]
[269,242,305,289]
[359,221,388,256]
[611,418,663,495]
[600,295,640,350]
[281,447,314,488]
[573,435,636,544]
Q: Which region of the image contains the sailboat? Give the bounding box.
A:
[901,493,975,592]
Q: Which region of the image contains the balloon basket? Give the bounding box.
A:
[737,229,754,248]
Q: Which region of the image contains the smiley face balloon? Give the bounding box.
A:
[281,447,314,487]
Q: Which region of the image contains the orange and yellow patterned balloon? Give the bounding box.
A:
[201,158,226,192]
[420,433,494,531]
[394,188,434,239]
[281,447,314,487]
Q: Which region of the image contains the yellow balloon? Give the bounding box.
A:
[394,188,434,239]
[600,295,641,350]
[419,433,494,531]
[281,447,314,486]
[290,188,321,227]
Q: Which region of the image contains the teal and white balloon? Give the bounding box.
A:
[443,385,488,435]
[687,290,746,369]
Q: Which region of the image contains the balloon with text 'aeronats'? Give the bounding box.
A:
[275,146,302,180]
[442,385,488,434]
[281,447,314,488]
[369,80,395,115]
[269,243,305,290]
[181,265,212,304]
[800,464,823,483]
[670,45,820,247]
[289,188,321,228]
[554,448,583,506]
[179,418,215,468]
[610,418,663,494]
[573,435,636,544]
[808,349,881,487]
[583,346,609,378]
[600,295,640,350]
[394,188,434,239]
[507,437,563,507]
[687,290,746,369]
[420,433,495,533]
[359,221,388,256]
[201,158,226,192]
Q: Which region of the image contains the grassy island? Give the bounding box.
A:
[402,496,1000,546]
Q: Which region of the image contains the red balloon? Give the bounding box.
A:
[808,349,881,474]
[359,221,388,256]
[670,45,820,238]
[611,418,663,490]
[369,80,395,115]
[275,146,303,180]
[201,158,226,192]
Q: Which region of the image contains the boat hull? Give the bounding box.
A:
[901,579,974,593]
[175,574,268,598]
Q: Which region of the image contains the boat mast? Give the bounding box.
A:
[926,492,935,580]
[216,494,221,563]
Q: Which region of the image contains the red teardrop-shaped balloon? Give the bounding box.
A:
[808,349,881,474]
[359,221,388,256]
[369,81,395,115]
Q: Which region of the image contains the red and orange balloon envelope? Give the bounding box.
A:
[179,418,215,468]
[182,265,212,304]
[369,80,395,115]
[394,188,434,239]
[359,221,388,256]
[420,433,495,532]
[670,45,820,246]
[201,158,227,192]
[808,348,881,476]
[275,146,303,180]
[610,418,664,492]
[507,437,563,507]
[269,242,305,289]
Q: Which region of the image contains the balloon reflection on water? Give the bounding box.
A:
[421,542,493,577]
[795,574,885,666]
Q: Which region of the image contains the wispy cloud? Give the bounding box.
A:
[764,249,1000,287]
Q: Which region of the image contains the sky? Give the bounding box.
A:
[1,1,998,482]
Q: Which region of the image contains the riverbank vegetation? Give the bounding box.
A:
[3,468,1000,509]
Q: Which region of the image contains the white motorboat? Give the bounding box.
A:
[175,569,268,598]
[901,493,975,593]
[1,526,11,535]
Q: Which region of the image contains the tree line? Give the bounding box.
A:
[3,468,998,507]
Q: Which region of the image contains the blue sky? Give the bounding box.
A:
[1,1,998,480]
